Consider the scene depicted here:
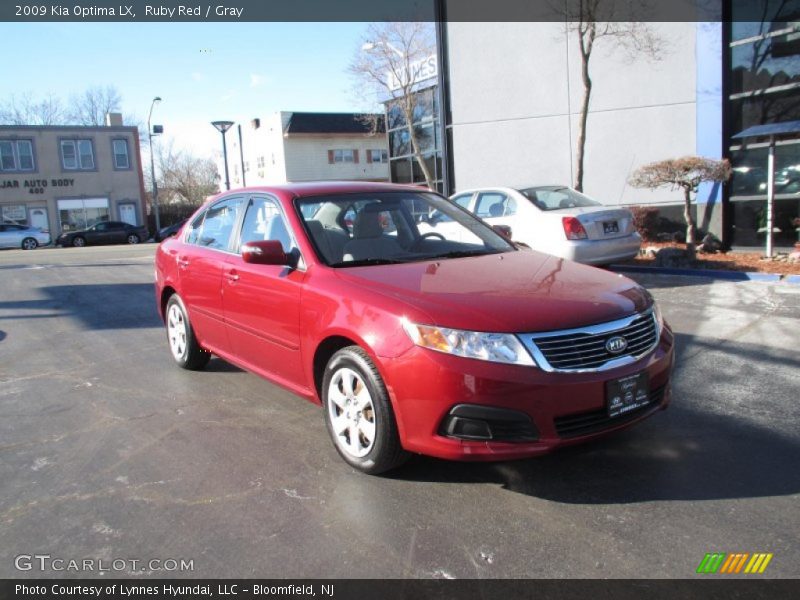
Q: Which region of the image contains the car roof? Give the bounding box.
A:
[214,181,433,200]
[452,185,568,196]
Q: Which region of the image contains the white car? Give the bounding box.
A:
[0,223,51,250]
[420,186,641,265]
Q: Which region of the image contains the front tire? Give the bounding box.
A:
[165,294,210,370]
[72,236,86,247]
[127,234,140,244]
[322,346,408,475]
[21,237,38,250]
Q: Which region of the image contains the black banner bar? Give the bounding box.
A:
[1,0,753,23]
[2,579,800,600]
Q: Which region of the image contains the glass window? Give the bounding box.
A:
[730,88,800,133]
[61,141,77,169]
[295,191,514,267]
[475,193,511,218]
[78,140,94,169]
[729,142,800,197]
[57,198,109,232]
[0,141,14,171]
[369,149,388,163]
[0,139,34,172]
[62,139,94,170]
[386,101,406,129]
[414,124,436,154]
[113,139,130,169]
[390,129,411,157]
[390,158,413,183]
[731,0,800,42]
[185,212,205,245]
[238,197,291,252]
[333,149,355,163]
[195,197,243,251]
[518,186,603,211]
[731,36,800,95]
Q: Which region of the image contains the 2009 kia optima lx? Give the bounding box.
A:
[155,182,674,474]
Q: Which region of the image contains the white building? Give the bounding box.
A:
[221,112,390,191]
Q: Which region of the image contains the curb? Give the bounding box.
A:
[785,275,800,285]
[609,264,784,282]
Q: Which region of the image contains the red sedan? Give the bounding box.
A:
[155,182,674,474]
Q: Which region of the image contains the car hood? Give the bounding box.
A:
[333,250,650,333]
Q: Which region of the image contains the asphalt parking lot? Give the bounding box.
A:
[0,245,798,579]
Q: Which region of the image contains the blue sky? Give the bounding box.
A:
[1,22,372,157]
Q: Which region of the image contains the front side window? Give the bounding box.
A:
[238,197,293,253]
[0,139,35,172]
[112,139,130,169]
[186,197,243,250]
[61,139,95,170]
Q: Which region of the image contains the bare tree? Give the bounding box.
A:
[156,142,220,207]
[350,22,437,190]
[565,0,666,191]
[629,156,731,256]
[0,92,66,125]
[67,85,123,126]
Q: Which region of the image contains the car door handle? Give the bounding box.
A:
[225,269,240,283]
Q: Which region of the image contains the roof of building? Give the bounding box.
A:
[283,112,385,135]
[732,120,800,139]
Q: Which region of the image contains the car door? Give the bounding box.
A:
[474,191,516,229]
[178,196,244,355]
[107,222,127,243]
[222,195,307,387]
[0,225,11,248]
[85,223,110,244]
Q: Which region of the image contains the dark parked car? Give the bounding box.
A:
[155,182,674,474]
[154,219,187,242]
[57,221,149,247]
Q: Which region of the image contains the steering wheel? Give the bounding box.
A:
[419,232,446,241]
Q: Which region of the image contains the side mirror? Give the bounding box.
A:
[242,240,292,266]
[492,224,513,239]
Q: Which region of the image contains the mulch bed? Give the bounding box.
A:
[621,242,800,276]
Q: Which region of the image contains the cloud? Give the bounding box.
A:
[221,89,238,102]
[191,72,205,82]
[249,73,267,88]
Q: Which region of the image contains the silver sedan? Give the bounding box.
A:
[0,223,51,250]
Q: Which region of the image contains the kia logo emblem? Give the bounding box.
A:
[605,336,628,354]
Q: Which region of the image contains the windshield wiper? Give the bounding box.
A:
[330,257,408,267]
[424,249,500,260]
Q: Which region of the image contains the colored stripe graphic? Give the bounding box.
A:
[697,553,726,573]
[697,552,773,574]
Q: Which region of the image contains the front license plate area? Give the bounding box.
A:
[603,220,619,234]
[606,372,650,418]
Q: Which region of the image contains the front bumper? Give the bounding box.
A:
[381,323,674,461]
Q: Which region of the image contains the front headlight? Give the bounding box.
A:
[652,300,664,337]
[402,320,535,366]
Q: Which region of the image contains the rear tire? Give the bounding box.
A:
[127,234,140,244]
[21,237,38,250]
[72,236,86,247]
[322,346,409,475]
[165,294,210,370]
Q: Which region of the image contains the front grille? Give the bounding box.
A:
[554,385,666,438]
[524,311,658,372]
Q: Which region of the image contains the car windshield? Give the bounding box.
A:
[517,186,603,211]
[296,191,515,267]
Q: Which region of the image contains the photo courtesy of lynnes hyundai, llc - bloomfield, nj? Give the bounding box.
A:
[154,181,674,475]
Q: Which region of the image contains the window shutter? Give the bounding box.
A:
[328,150,334,164]
[366,150,373,164]
[353,149,359,164]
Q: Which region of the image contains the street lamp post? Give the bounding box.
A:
[211,121,235,191]
[147,96,163,231]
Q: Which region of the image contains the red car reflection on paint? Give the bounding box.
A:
[155,182,674,474]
